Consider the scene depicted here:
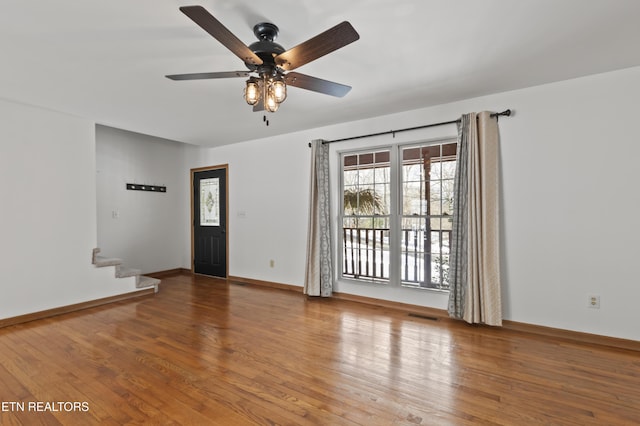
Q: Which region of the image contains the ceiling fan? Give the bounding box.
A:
[166,5,360,115]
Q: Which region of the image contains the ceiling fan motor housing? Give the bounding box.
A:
[246,23,285,72]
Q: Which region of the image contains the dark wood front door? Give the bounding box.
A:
[192,166,227,277]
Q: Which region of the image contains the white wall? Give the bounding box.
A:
[96,125,187,274]
[0,100,139,320]
[186,66,640,341]
[184,135,310,285]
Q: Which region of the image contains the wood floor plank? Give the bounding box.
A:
[0,272,639,425]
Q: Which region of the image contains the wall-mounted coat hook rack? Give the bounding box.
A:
[126,183,166,193]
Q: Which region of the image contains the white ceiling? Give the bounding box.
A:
[2,0,640,146]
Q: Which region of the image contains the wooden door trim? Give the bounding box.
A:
[190,164,229,278]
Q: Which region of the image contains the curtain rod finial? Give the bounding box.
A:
[493,109,513,120]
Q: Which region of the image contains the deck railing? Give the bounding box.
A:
[342,227,451,289]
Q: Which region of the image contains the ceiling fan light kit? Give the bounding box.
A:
[244,74,287,112]
[166,5,359,116]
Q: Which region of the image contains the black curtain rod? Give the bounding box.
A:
[308,109,512,147]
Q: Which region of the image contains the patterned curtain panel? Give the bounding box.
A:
[448,117,470,319]
[304,139,333,297]
[448,112,502,326]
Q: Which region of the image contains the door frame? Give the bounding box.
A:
[190,164,229,277]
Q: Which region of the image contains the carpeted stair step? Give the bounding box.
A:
[94,255,122,268]
[92,248,160,293]
[116,265,141,278]
[137,276,160,293]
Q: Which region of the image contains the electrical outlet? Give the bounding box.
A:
[269,259,275,268]
[588,295,600,309]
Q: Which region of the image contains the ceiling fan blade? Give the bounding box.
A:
[166,71,251,81]
[179,6,262,66]
[284,72,351,97]
[275,21,359,71]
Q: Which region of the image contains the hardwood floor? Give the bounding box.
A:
[0,273,638,425]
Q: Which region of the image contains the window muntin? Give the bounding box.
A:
[340,140,456,290]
